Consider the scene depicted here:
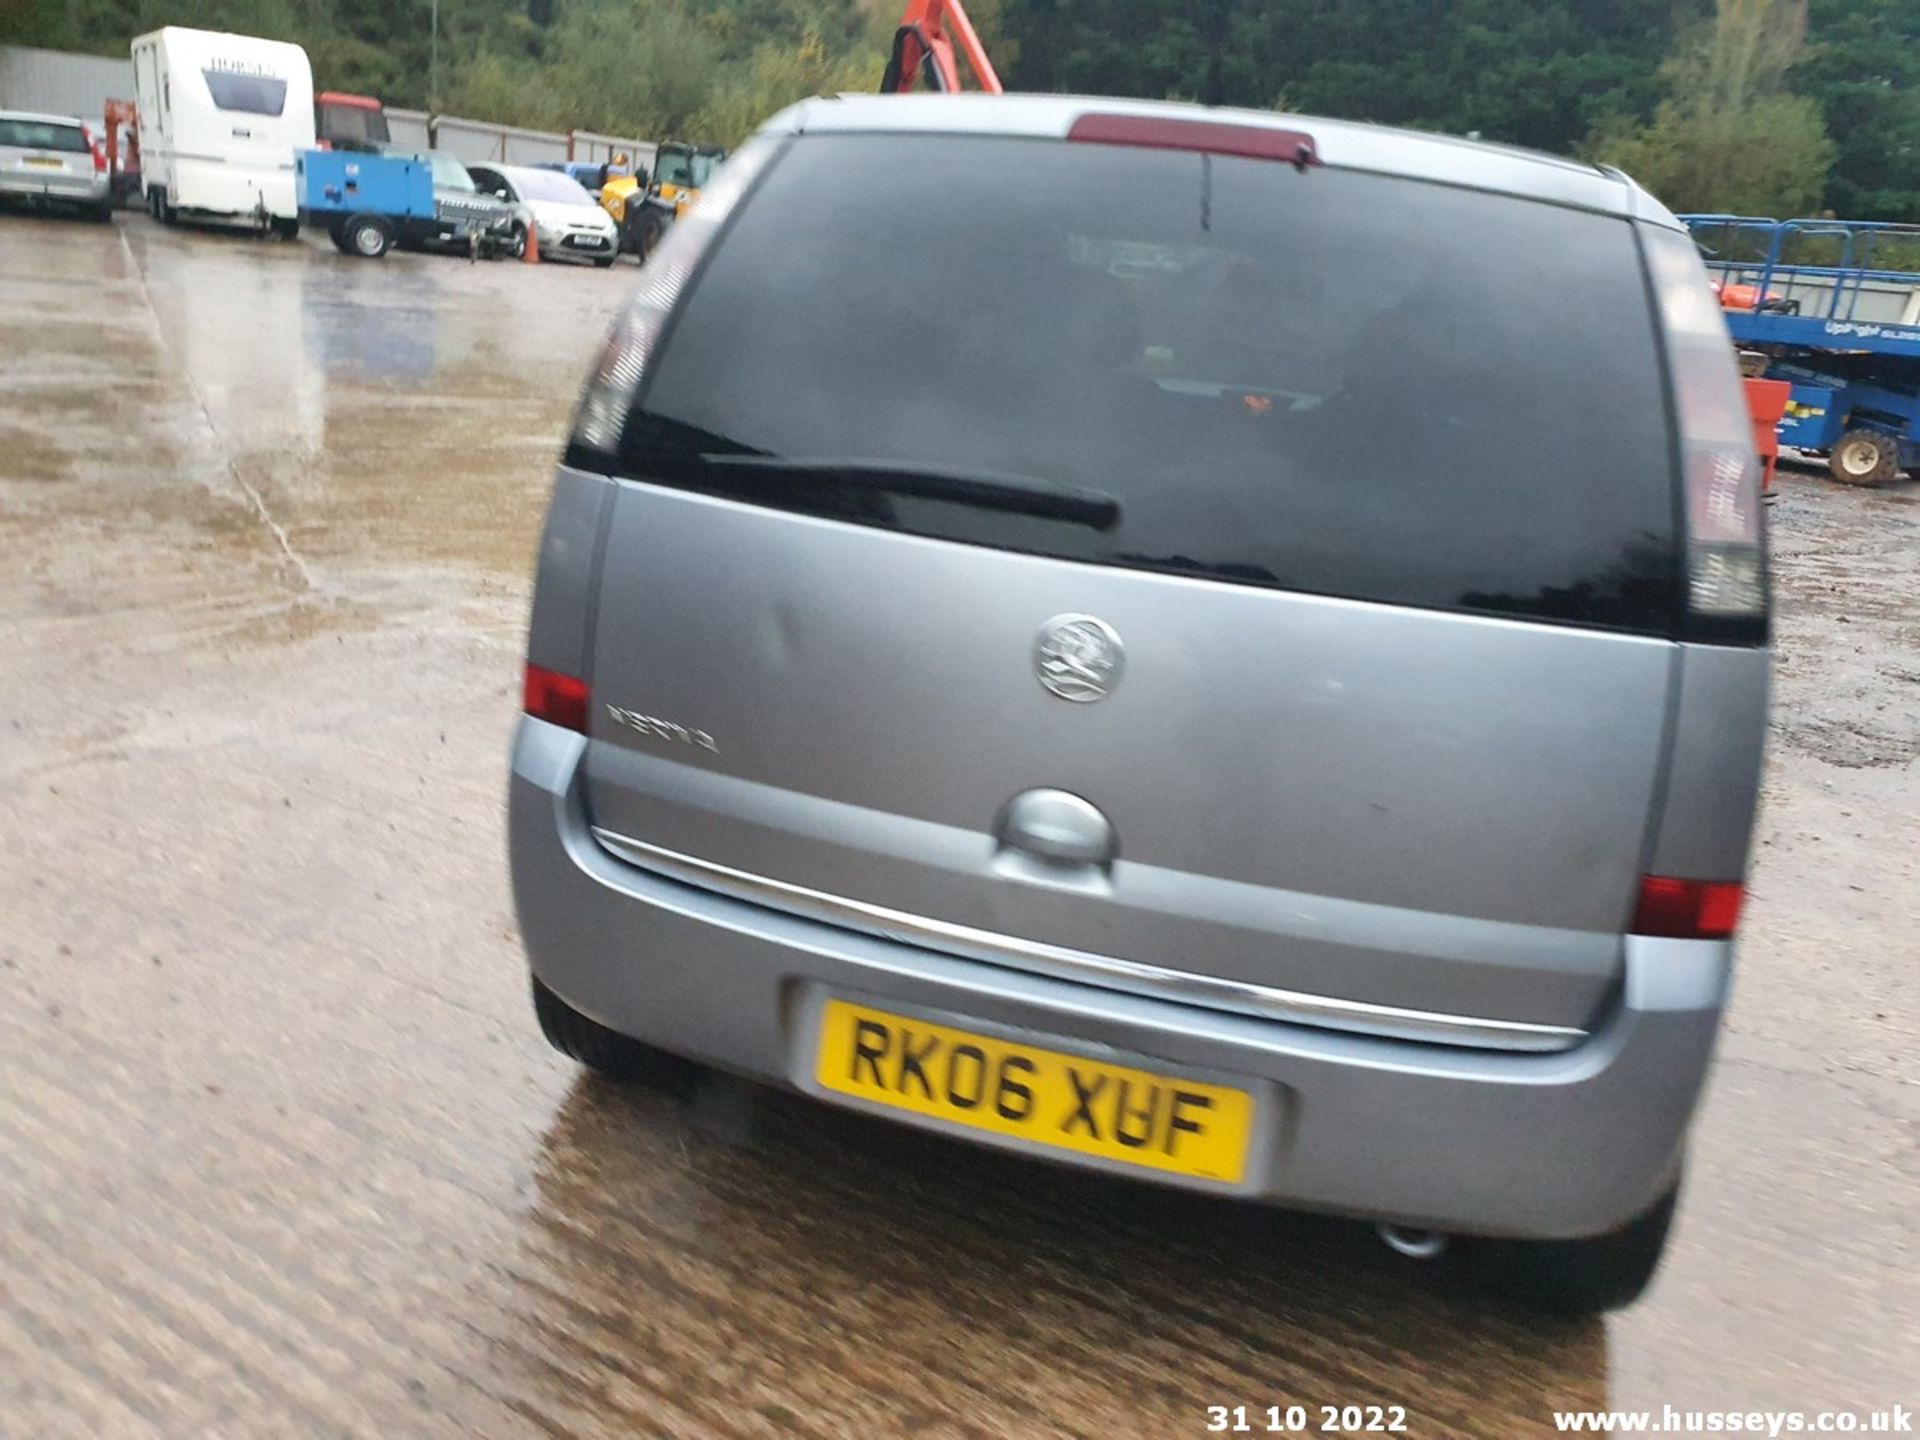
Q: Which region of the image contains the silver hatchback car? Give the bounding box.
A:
[0,111,112,221]
[511,94,1769,1313]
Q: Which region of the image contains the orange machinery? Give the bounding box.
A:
[1743,377,1792,492]
[881,0,1004,94]
[102,98,140,204]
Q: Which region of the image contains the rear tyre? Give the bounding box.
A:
[1453,1180,1679,1315]
[84,201,113,225]
[1829,428,1900,486]
[531,975,703,1089]
[345,214,391,259]
[270,216,299,241]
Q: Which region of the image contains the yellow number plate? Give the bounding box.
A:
[815,999,1254,1184]
[24,156,63,168]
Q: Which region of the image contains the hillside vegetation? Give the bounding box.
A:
[5,0,1913,217]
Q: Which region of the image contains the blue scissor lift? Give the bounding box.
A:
[1681,215,1920,485]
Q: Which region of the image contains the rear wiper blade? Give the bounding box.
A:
[700,454,1122,531]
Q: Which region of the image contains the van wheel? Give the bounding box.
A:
[345,215,391,259]
[531,975,702,1089]
[1452,1180,1679,1315]
[1830,429,1900,486]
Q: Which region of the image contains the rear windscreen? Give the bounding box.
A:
[0,120,88,153]
[625,134,1680,632]
[203,70,288,116]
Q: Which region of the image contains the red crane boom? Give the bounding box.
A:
[881,0,1004,95]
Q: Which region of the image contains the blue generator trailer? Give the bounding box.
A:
[296,149,437,260]
[1682,215,1920,486]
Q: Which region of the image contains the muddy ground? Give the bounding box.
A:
[1,212,1914,1438]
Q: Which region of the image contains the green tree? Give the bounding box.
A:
[1585,0,1836,214]
[1792,0,1920,218]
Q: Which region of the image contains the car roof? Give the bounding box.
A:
[762,93,1677,227]
[492,163,597,192]
[495,162,581,181]
[0,110,89,127]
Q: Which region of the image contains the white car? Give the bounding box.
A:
[469,163,618,267]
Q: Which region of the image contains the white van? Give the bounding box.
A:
[131,27,315,233]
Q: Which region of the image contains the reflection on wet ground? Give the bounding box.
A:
[1,212,1914,1438]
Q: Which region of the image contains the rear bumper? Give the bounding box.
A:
[0,174,109,204]
[510,718,1731,1240]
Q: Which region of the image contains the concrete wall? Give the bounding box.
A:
[429,115,651,171]
[0,45,134,128]
[386,107,431,153]
[571,130,657,173]
[433,114,570,166]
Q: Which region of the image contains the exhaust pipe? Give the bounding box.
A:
[1377,1224,1448,1260]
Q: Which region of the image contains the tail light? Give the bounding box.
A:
[1641,224,1767,640]
[83,124,107,173]
[524,663,590,733]
[567,136,779,461]
[1631,875,1744,940]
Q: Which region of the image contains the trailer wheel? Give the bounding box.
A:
[1830,428,1899,486]
[345,215,391,259]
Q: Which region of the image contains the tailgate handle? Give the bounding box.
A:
[995,789,1115,869]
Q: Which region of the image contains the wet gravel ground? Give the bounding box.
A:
[2,211,1915,1439]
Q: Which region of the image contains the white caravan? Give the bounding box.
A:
[131,27,314,232]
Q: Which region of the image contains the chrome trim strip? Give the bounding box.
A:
[589,826,1588,1054]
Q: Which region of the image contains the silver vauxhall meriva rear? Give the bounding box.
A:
[510,94,1768,1313]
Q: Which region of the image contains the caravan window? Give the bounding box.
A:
[202,70,288,116]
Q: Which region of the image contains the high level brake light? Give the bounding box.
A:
[1068,113,1319,169]
[1641,226,1768,639]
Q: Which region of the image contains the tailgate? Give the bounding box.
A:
[582,482,1671,1034]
